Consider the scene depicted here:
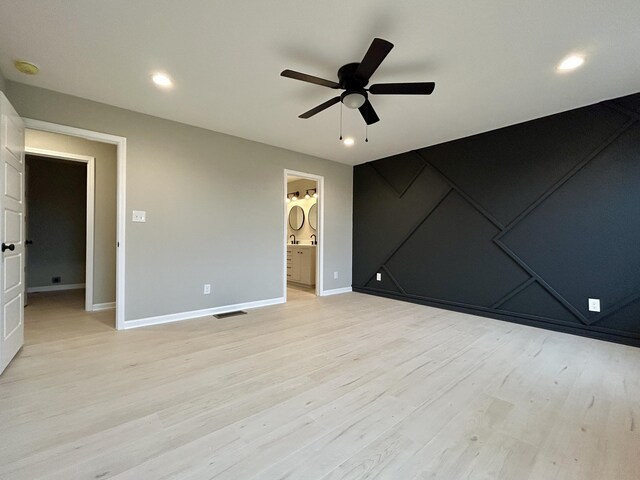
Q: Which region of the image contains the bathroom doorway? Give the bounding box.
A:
[283,170,324,301]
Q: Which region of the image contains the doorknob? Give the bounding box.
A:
[2,243,15,252]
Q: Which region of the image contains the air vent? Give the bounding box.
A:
[213,310,247,319]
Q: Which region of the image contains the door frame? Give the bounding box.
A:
[283,169,324,299]
[23,119,127,330]
[24,147,95,311]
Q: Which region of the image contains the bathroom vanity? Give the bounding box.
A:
[286,245,316,286]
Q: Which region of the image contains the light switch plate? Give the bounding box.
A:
[588,298,600,312]
[132,210,146,223]
[376,273,382,281]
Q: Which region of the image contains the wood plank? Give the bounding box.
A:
[1,288,638,479]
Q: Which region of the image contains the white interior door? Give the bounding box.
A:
[0,93,25,375]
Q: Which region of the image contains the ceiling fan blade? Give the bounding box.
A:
[355,38,394,82]
[281,69,340,89]
[369,82,435,95]
[299,96,341,119]
[358,99,380,125]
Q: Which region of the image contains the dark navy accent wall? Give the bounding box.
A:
[353,92,640,346]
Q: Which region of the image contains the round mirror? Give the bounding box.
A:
[288,205,305,230]
[309,203,318,230]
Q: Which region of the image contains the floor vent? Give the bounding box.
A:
[214,310,247,319]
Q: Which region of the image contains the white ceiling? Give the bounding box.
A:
[1,1,639,166]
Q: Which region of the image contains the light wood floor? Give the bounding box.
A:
[1,289,639,479]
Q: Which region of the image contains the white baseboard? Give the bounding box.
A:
[92,302,115,311]
[27,283,85,293]
[123,296,285,330]
[321,286,352,296]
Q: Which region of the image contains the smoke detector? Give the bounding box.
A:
[14,60,39,75]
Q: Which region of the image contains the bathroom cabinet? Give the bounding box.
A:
[286,245,316,286]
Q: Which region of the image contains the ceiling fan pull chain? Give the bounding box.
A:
[339,102,343,141]
[365,102,369,142]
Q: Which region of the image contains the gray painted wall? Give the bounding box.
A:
[25,130,117,305]
[0,67,6,93]
[26,156,86,288]
[5,82,353,322]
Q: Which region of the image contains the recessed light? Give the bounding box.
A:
[14,60,39,75]
[557,55,585,72]
[152,73,173,88]
[343,137,355,146]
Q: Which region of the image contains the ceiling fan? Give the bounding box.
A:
[281,38,435,125]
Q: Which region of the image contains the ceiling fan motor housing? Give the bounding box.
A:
[338,62,368,88]
[338,63,368,109]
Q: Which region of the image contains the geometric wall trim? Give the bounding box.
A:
[369,151,427,198]
[353,160,450,286]
[353,91,640,347]
[496,280,583,325]
[364,265,404,294]
[385,191,530,307]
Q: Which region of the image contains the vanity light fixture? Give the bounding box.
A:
[286,191,300,202]
[305,188,318,199]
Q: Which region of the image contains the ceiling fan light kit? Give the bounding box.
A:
[341,91,366,109]
[281,37,435,142]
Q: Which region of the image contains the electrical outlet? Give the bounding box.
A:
[52,276,61,284]
[376,273,382,281]
[204,284,211,295]
[588,298,600,312]
[334,271,338,279]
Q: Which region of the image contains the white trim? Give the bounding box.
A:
[25,147,94,163]
[92,302,115,311]
[123,297,285,330]
[23,118,127,330]
[321,287,352,296]
[23,119,125,144]
[284,170,325,300]
[27,283,85,293]
[25,147,95,311]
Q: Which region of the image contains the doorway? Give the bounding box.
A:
[25,149,95,311]
[23,119,127,329]
[284,170,324,301]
